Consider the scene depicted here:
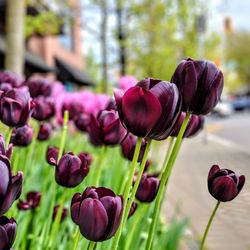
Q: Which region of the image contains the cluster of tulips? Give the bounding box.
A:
[0,58,245,250]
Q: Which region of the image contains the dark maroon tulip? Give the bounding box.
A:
[0,155,23,215]
[55,152,89,188]
[171,58,224,115]
[170,112,204,138]
[32,97,55,121]
[46,146,59,166]
[26,79,52,98]
[0,88,31,127]
[78,152,93,167]
[121,134,147,162]
[0,83,12,93]
[105,99,117,111]
[0,216,17,250]
[71,187,123,242]
[11,125,34,147]
[0,71,23,88]
[208,165,245,202]
[87,110,127,146]
[62,101,83,120]
[0,135,12,159]
[74,113,91,132]
[37,123,53,141]
[17,191,41,210]
[135,173,159,203]
[52,205,68,222]
[114,78,181,140]
[128,201,137,218]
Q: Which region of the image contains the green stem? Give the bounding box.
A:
[58,110,69,161]
[87,241,96,250]
[94,146,107,186]
[5,126,12,147]
[200,201,220,250]
[111,137,143,250]
[72,228,81,250]
[145,112,191,250]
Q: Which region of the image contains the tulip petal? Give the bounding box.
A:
[78,198,108,241]
[95,187,116,199]
[3,219,16,246]
[121,87,162,137]
[237,175,245,193]
[0,225,9,250]
[0,156,11,198]
[87,115,103,146]
[113,89,125,120]
[208,165,220,183]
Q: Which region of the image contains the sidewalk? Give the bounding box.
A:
[162,134,250,250]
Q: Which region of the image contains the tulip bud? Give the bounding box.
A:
[37,123,53,141]
[71,187,123,242]
[135,173,159,202]
[0,155,23,215]
[0,216,17,250]
[55,153,89,188]
[0,71,23,88]
[11,125,34,147]
[78,152,93,167]
[74,113,90,132]
[26,79,52,98]
[170,112,204,138]
[0,88,31,127]
[62,101,83,120]
[46,146,59,166]
[208,165,245,202]
[114,78,181,140]
[52,205,68,223]
[0,134,12,159]
[0,83,12,93]
[171,58,224,115]
[17,191,41,210]
[87,110,127,146]
[32,97,55,121]
[128,202,137,218]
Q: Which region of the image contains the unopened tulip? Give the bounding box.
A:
[170,112,204,138]
[55,153,89,188]
[0,155,23,215]
[26,79,52,97]
[0,71,23,88]
[0,135,12,159]
[32,97,55,121]
[62,101,83,120]
[46,146,59,166]
[37,123,53,141]
[71,187,123,241]
[52,205,68,222]
[208,165,245,202]
[11,125,34,146]
[0,216,17,250]
[17,191,41,210]
[78,152,93,167]
[74,113,90,132]
[128,201,137,218]
[114,78,181,140]
[171,58,224,115]
[135,173,159,202]
[0,88,31,127]
[87,110,127,146]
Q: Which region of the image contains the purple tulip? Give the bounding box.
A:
[0,88,31,127]
[0,155,23,215]
[87,110,127,146]
[105,99,117,111]
[54,152,89,188]
[78,152,93,167]
[26,79,52,98]
[74,113,91,132]
[62,101,83,121]
[0,83,12,94]
[52,205,68,222]
[46,146,59,166]
[208,165,245,202]
[128,202,137,218]
[170,112,204,138]
[11,125,34,147]
[135,173,159,202]
[0,216,17,250]
[114,78,181,140]
[0,71,23,88]
[17,191,41,210]
[37,123,53,141]
[71,187,123,242]
[171,58,224,115]
[0,135,12,159]
[32,97,55,121]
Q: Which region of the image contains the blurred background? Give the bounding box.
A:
[0,0,249,249]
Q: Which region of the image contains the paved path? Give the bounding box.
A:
[162,134,250,250]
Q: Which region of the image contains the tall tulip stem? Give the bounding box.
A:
[200,201,220,250]
[111,137,143,250]
[94,146,107,186]
[72,228,81,250]
[87,241,96,250]
[5,126,12,146]
[145,112,191,250]
[58,110,69,162]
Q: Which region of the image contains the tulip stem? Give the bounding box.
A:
[87,241,96,250]
[200,201,220,250]
[72,228,81,250]
[5,126,12,146]
[58,110,69,162]
[145,112,191,250]
[94,146,107,186]
[111,137,143,250]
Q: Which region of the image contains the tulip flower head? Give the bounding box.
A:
[26,79,52,98]
[0,155,23,215]
[208,165,245,202]
[71,187,123,242]
[32,97,55,121]
[114,78,181,140]
[17,191,41,210]
[74,113,91,132]
[0,71,23,88]
[0,216,17,250]
[37,123,53,141]
[11,125,34,147]
[46,146,59,165]
[171,58,224,115]
[52,205,68,223]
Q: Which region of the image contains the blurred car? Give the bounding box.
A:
[231,96,250,111]
[212,101,234,117]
